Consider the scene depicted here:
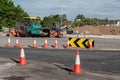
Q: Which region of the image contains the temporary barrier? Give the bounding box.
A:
[32,38,37,48]
[89,38,94,49]
[43,38,48,48]
[54,39,59,48]
[7,37,11,47]
[74,49,82,74]
[69,38,94,48]
[66,39,70,49]
[20,45,26,65]
[14,37,19,47]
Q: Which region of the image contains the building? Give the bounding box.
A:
[99,19,120,27]
[62,21,72,28]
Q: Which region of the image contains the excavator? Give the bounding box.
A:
[9,16,66,37]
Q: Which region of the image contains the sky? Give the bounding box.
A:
[13,0,120,21]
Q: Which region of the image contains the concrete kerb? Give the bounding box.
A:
[98,48,120,51]
[67,34,120,39]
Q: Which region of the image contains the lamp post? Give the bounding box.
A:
[61,14,62,28]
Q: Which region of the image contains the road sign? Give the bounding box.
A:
[69,38,94,48]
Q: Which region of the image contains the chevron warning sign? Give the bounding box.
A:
[69,38,94,48]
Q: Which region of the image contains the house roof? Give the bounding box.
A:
[99,19,119,25]
[62,21,72,26]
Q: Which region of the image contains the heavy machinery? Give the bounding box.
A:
[10,16,66,37]
[49,22,67,37]
[14,16,47,37]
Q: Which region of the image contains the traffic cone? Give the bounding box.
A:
[66,39,70,49]
[20,45,26,65]
[54,39,59,48]
[3,30,7,35]
[74,49,82,74]
[89,38,93,49]
[14,37,19,47]
[43,38,48,48]
[7,37,11,47]
[33,38,37,48]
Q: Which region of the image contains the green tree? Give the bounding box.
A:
[91,18,99,26]
[72,14,99,27]
[0,0,29,29]
[74,14,85,21]
[41,17,52,27]
[83,18,91,25]
[61,14,67,22]
[41,14,68,27]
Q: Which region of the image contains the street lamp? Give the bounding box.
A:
[61,14,62,28]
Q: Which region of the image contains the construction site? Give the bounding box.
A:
[0,0,120,80]
[73,26,120,35]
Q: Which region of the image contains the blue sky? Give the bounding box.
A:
[13,0,120,20]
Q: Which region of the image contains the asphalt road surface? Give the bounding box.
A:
[0,47,120,74]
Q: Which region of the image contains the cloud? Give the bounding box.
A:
[13,0,120,20]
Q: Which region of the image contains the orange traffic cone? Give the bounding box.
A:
[33,38,37,48]
[43,38,48,48]
[54,39,59,48]
[89,39,93,49]
[66,39,70,49]
[14,37,19,47]
[74,49,82,74]
[3,30,7,35]
[7,37,11,47]
[20,45,26,65]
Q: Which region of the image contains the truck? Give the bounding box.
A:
[10,16,66,37]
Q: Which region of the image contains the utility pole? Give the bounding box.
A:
[61,14,62,28]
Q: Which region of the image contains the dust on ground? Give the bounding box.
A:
[73,26,120,35]
[0,58,120,80]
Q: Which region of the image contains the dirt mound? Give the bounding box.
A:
[73,26,120,35]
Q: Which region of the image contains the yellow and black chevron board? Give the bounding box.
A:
[69,38,94,48]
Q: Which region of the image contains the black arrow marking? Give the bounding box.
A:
[83,39,89,48]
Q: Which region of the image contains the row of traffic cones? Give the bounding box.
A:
[7,37,82,74]
[6,37,91,75]
[6,37,93,49]
[19,44,82,75]
[7,37,69,48]
[32,38,49,48]
[7,37,19,47]
[7,37,70,49]
[30,38,71,49]
[32,38,93,49]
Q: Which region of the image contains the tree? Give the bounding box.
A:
[41,17,52,27]
[91,18,99,26]
[61,14,67,22]
[0,0,29,29]
[72,14,99,27]
[74,14,85,21]
[41,14,68,27]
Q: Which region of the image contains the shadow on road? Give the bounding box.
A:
[54,64,73,74]
[10,58,19,63]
